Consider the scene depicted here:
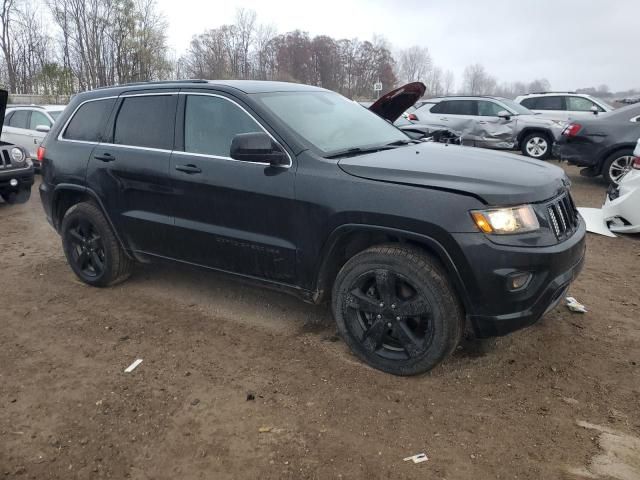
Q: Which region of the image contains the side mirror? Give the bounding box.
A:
[590,106,599,115]
[35,124,51,133]
[230,132,289,167]
[497,110,511,120]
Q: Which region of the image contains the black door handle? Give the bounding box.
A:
[175,164,202,174]
[95,153,115,162]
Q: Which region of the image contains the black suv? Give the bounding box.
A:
[0,89,33,204]
[39,80,586,376]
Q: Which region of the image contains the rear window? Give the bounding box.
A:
[63,98,116,142]
[527,96,563,111]
[8,110,29,128]
[113,95,176,150]
[431,100,477,115]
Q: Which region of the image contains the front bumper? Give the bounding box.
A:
[0,165,34,190]
[452,218,587,337]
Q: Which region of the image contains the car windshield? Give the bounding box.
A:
[499,99,534,115]
[255,91,409,155]
[48,110,63,121]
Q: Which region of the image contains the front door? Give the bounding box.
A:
[170,91,297,283]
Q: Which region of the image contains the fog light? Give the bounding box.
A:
[9,178,18,187]
[508,272,531,291]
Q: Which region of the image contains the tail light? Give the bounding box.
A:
[562,123,582,137]
[633,156,640,170]
[37,146,46,162]
[407,113,418,121]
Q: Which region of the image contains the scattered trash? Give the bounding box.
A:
[124,359,143,373]
[190,399,200,406]
[566,296,588,313]
[258,426,272,433]
[403,453,428,464]
[246,393,255,401]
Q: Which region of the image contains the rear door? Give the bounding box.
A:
[431,100,479,144]
[169,90,297,282]
[26,110,53,157]
[85,91,179,257]
[526,96,566,121]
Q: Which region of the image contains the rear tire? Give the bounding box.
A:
[602,149,634,185]
[332,244,464,376]
[61,202,133,287]
[521,132,552,160]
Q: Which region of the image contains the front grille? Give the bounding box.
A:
[0,150,11,168]
[547,191,579,240]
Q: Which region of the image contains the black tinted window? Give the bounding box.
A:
[531,96,563,110]
[434,100,476,115]
[184,95,261,157]
[64,99,116,142]
[520,98,537,109]
[114,95,176,149]
[8,110,29,128]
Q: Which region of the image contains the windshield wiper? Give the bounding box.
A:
[325,140,413,159]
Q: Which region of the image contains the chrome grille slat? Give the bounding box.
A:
[547,191,578,241]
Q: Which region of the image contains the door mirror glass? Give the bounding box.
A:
[497,110,511,119]
[230,132,289,167]
[35,124,51,133]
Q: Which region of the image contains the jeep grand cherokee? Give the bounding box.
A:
[39,80,586,376]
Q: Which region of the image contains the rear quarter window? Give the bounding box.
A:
[63,98,117,142]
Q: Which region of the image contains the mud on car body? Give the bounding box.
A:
[39,80,585,376]
[0,90,34,204]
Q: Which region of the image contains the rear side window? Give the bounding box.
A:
[432,100,477,115]
[530,96,563,111]
[113,95,176,150]
[8,110,29,128]
[520,98,538,109]
[184,95,262,157]
[64,98,116,142]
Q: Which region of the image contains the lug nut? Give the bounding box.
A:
[396,316,401,321]
[379,303,384,307]
[377,314,382,319]
[391,304,396,309]
[387,322,392,327]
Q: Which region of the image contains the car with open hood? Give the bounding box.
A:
[393,95,566,160]
[0,89,34,204]
[39,79,585,376]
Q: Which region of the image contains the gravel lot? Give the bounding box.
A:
[1,163,639,479]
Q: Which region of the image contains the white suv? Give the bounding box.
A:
[1,105,65,167]
[514,92,614,121]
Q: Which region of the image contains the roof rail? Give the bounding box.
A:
[6,104,47,108]
[528,91,577,95]
[93,79,209,90]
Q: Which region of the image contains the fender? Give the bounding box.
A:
[314,223,472,312]
[52,183,133,259]
[516,127,555,145]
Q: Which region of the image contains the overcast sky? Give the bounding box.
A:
[155,0,638,92]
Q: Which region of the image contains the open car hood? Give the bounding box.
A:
[368,82,426,122]
[0,89,7,127]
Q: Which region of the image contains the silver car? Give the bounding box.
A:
[1,105,65,167]
[396,96,566,159]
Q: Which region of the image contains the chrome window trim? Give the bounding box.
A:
[57,96,119,143]
[180,91,293,168]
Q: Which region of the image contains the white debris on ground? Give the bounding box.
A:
[578,208,617,237]
[566,296,588,313]
[124,359,143,373]
[403,453,429,464]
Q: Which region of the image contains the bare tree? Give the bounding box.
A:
[0,0,18,91]
[462,63,497,95]
[398,45,431,84]
[443,69,455,95]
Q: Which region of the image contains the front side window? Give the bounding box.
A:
[64,98,116,142]
[8,110,29,128]
[29,111,51,130]
[113,95,176,150]
[567,96,601,112]
[532,96,563,111]
[255,91,408,155]
[184,95,262,157]
[477,101,504,116]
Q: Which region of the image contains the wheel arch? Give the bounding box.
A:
[596,143,637,173]
[52,184,132,258]
[313,224,471,313]
[517,127,554,146]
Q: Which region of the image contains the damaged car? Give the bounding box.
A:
[40,79,585,376]
[0,89,34,204]
[603,138,640,233]
[395,95,566,160]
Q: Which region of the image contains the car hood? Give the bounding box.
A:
[0,89,7,127]
[368,82,426,122]
[338,142,567,205]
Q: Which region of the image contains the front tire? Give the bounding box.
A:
[521,132,552,160]
[332,245,464,376]
[602,150,634,185]
[61,202,133,287]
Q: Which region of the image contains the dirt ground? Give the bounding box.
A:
[1,163,639,480]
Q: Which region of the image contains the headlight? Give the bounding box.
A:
[10,147,25,163]
[471,205,539,234]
